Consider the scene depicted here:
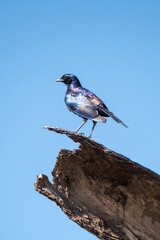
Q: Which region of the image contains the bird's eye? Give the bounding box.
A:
[65,78,71,84]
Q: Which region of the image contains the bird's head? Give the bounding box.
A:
[56,74,82,88]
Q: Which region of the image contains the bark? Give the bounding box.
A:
[35,127,160,240]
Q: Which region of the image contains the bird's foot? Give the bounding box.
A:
[76,132,85,136]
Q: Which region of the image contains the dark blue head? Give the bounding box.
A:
[56,74,82,88]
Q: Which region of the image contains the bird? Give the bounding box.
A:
[56,74,128,138]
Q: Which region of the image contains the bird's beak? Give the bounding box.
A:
[56,78,64,82]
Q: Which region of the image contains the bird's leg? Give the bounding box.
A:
[89,121,97,139]
[75,118,87,133]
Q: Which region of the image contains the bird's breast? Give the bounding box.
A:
[65,92,86,108]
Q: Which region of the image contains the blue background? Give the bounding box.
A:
[1,1,160,239]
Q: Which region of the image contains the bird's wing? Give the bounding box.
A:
[83,89,128,128]
[83,89,109,110]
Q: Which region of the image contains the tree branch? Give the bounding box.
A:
[35,127,160,240]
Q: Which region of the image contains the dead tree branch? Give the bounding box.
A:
[35,127,160,240]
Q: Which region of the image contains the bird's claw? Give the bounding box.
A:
[78,132,85,136]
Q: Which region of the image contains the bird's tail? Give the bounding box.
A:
[98,106,128,128]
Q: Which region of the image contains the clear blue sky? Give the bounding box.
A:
[1,1,160,240]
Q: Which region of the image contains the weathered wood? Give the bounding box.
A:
[35,127,160,240]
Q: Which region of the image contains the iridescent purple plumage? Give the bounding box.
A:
[56,74,128,138]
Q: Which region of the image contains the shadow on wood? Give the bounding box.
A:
[35,127,160,240]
